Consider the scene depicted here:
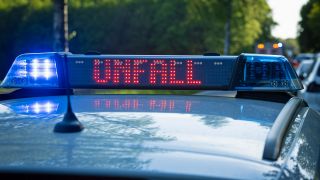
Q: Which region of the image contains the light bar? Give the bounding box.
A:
[1,53,59,88]
[1,52,303,91]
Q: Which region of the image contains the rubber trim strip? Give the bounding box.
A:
[262,97,307,160]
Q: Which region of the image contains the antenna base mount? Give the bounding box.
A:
[54,111,84,133]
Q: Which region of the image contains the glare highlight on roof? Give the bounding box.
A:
[15,101,59,114]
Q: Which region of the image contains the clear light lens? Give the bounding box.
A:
[1,53,59,88]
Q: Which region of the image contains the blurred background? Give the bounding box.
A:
[0,0,318,80]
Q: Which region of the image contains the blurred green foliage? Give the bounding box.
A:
[299,0,320,52]
[0,0,273,79]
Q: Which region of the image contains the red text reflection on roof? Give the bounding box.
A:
[93,99,192,113]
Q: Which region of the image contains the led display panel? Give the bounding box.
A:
[67,55,238,89]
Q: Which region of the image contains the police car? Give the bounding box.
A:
[0,52,319,179]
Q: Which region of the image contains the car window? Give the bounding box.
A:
[297,60,315,78]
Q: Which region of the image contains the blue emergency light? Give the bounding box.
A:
[1,53,59,88]
[1,52,303,91]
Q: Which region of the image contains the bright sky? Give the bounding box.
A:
[267,0,308,39]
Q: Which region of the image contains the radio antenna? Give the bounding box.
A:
[54,54,84,133]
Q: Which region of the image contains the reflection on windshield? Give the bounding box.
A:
[64,113,173,170]
[0,111,173,170]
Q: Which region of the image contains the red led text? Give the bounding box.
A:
[93,59,202,85]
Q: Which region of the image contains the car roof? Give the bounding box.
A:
[0,94,284,178]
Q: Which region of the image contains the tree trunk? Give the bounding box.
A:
[53,0,68,52]
[224,0,231,55]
